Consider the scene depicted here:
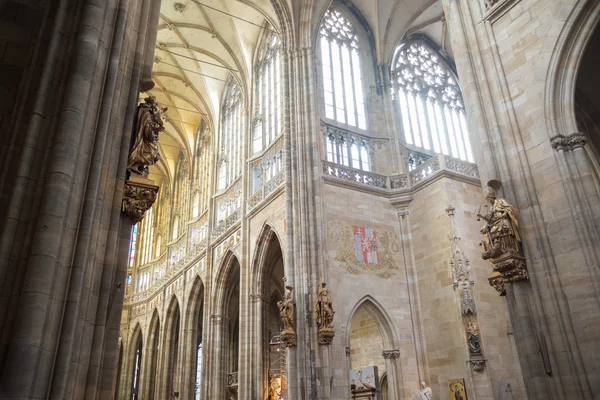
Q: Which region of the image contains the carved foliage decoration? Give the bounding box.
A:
[329,220,400,279]
[122,180,159,224]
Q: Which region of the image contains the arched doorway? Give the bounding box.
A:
[144,310,160,399]
[575,21,600,176]
[249,225,288,400]
[161,297,181,398]
[130,327,143,400]
[211,252,241,399]
[347,298,400,400]
[183,277,205,399]
[260,232,286,400]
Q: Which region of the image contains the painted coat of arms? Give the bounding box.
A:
[353,226,379,264]
[329,221,400,279]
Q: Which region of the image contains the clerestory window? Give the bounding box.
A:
[218,81,243,191]
[253,32,282,154]
[326,133,370,171]
[392,41,474,163]
[319,8,366,130]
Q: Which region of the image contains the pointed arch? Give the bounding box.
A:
[316,3,370,130]
[346,296,403,400]
[142,309,161,399]
[391,36,474,164]
[250,223,285,297]
[125,323,144,400]
[158,295,182,399]
[346,295,398,349]
[212,250,242,313]
[182,275,206,399]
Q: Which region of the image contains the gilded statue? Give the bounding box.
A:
[127,96,167,177]
[477,187,521,260]
[278,285,296,347]
[467,321,482,354]
[315,281,335,329]
[278,286,294,331]
[315,279,336,345]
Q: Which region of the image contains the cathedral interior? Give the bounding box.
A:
[0,0,599,399]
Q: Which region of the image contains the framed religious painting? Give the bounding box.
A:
[448,378,468,400]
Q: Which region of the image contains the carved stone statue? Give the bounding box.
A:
[315,280,336,344]
[477,186,528,294]
[467,321,482,355]
[278,285,296,347]
[420,381,432,400]
[127,96,167,177]
[477,187,521,259]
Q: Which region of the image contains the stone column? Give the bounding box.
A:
[382,350,402,400]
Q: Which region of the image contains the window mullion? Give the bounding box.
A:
[421,94,435,151]
[328,40,337,120]
[348,48,359,128]
[338,43,348,125]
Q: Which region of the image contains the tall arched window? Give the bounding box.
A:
[128,224,138,268]
[140,207,154,265]
[218,81,243,191]
[320,8,366,130]
[253,32,281,154]
[392,41,474,163]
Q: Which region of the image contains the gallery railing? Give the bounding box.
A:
[323,153,479,191]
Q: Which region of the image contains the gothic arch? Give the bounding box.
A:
[251,223,285,296]
[212,250,241,313]
[346,296,403,399]
[142,310,160,399]
[123,323,144,400]
[182,276,206,399]
[346,295,398,348]
[158,295,182,399]
[545,0,600,139]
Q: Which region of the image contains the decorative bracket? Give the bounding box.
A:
[122,176,159,224]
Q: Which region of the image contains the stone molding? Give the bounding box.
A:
[550,133,587,151]
[382,349,400,359]
[249,293,268,303]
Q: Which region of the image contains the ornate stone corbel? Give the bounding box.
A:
[122,178,159,224]
[382,349,400,359]
[550,133,587,151]
[470,358,486,372]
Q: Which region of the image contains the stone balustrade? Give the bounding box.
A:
[323,153,479,192]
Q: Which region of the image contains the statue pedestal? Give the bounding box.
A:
[487,252,528,296]
[280,328,296,348]
[351,386,376,399]
[318,326,335,345]
[122,174,159,224]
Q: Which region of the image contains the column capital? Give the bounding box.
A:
[382,349,400,359]
[550,133,587,151]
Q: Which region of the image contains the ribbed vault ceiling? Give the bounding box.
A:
[145,0,445,185]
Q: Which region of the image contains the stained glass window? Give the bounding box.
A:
[320,8,366,130]
[128,224,138,268]
[392,41,474,162]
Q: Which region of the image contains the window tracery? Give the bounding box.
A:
[392,41,474,163]
[253,32,281,154]
[320,8,366,130]
[218,81,243,191]
[324,124,371,171]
